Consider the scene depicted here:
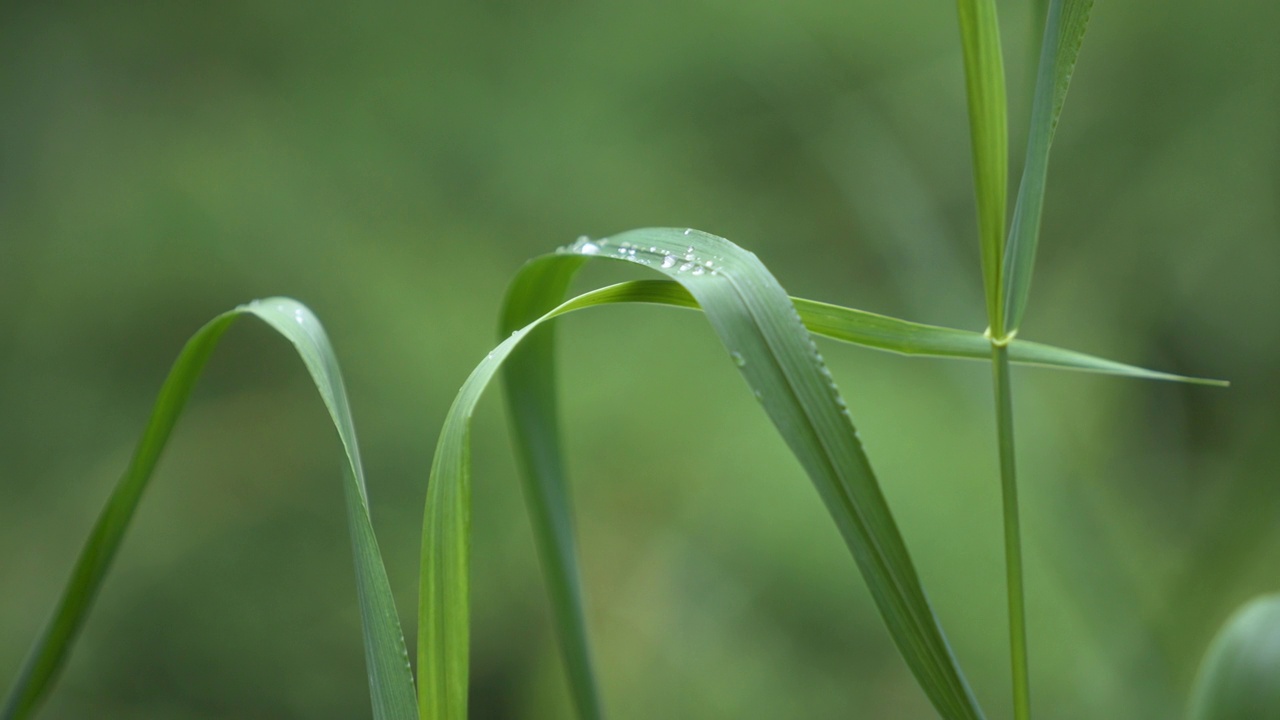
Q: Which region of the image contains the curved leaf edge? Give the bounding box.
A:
[1,298,418,720]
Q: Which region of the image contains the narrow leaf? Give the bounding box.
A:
[501,255,604,720]
[531,278,1227,386]
[2,298,417,720]
[955,0,1010,331]
[468,229,985,719]
[1002,0,1095,332]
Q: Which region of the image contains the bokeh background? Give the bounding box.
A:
[2,1,1277,718]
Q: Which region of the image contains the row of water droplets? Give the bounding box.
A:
[791,302,852,418]
[559,231,723,278]
[558,233,851,424]
[731,306,850,418]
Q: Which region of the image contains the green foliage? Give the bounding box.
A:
[0,0,1242,719]
[501,230,990,719]
[1,300,416,720]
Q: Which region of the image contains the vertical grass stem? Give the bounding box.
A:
[992,341,1031,720]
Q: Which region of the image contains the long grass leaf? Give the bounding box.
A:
[500,256,603,720]
[443,229,985,719]
[1002,0,1095,332]
[955,0,1009,331]
[558,279,1225,385]
[1,298,417,720]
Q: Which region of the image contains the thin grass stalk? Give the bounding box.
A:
[991,342,1030,720]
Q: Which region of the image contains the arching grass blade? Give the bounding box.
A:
[479,229,987,719]
[1,298,417,720]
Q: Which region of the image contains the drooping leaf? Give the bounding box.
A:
[1002,0,1095,332]
[955,0,1010,331]
[1,298,417,720]
[428,229,986,720]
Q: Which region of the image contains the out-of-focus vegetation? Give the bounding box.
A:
[1,1,1276,718]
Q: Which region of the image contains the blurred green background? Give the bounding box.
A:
[2,1,1277,718]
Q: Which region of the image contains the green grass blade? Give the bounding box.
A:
[955,0,1009,331]
[536,278,1227,386]
[474,229,985,719]
[1002,0,1095,333]
[418,232,1224,719]
[999,337,1225,386]
[1,298,417,720]
[500,256,603,720]
[418,262,600,719]
[249,300,418,720]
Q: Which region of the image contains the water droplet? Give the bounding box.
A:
[661,255,677,269]
[683,228,692,236]
[730,351,746,367]
[691,266,705,276]
[753,389,763,402]
[679,262,694,273]
[703,260,714,268]
[617,247,628,255]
